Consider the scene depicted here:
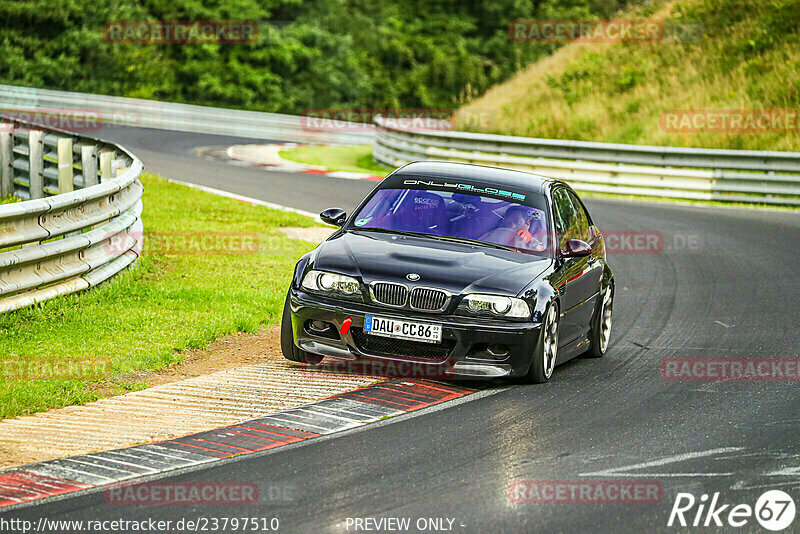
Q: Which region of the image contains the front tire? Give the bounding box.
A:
[587,282,613,358]
[524,302,559,383]
[281,291,324,365]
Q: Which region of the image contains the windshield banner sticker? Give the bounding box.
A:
[402,180,526,201]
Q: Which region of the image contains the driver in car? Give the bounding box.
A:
[480,205,546,251]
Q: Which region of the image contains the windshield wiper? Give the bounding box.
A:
[351,227,517,252]
[424,234,517,252]
[350,227,432,239]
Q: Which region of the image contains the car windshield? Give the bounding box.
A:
[349,187,551,255]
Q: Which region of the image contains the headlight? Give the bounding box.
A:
[302,270,360,295]
[464,294,530,318]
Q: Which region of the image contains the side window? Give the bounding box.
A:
[552,189,576,250]
[567,191,591,242]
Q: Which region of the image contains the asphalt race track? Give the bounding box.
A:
[4,127,799,533]
[99,125,374,214]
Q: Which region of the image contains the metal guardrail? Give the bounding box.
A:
[0,115,144,313]
[373,116,800,205]
[0,84,375,145]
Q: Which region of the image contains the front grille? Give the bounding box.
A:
[410,287,449,311]
[370,282,408,307]
[351,328,455,361]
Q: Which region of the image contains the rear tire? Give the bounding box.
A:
[587,282,613,358]
[281,291,324,365]
[524,302,559,383]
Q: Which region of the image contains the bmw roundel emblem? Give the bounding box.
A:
[406,273,421,281]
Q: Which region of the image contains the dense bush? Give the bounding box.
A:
[0,0,640,113]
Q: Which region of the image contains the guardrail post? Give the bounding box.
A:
[99,150,113,182]
[111,158,128,178]
[0,112,145,314]
[81,145,98,187]
[28,130,44,199]
[0,123,11,198]
[57,137,73,193]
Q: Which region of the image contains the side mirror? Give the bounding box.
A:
[320,207,347,227]
[561,239,592,257]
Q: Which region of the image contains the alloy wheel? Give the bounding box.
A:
[599,285,613,353]
[543,305,559,378]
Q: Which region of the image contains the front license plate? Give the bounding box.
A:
[364,315,442,344]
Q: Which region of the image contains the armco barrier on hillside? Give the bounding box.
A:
[372,115,800,205]
[4,83,797,211]
[0,114,144,313]
[0,84,373,145]
[9,84,796,206]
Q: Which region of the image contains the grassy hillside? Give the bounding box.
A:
[455,0,799,151]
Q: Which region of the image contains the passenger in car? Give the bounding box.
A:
[479,206,546,251]
[526,209,548,251]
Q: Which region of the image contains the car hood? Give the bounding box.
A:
[312,230,552,296]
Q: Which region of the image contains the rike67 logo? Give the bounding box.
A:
[668,490,795,531]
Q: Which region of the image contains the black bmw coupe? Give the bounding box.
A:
[281,161,614,382]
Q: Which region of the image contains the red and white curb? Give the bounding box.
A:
[0,379,474,509]
[296,169,383,181]
[196,143,384,181]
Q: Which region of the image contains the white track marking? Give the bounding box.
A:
[579,447,744,478]
[326,171,377,180]
[765,467,800,476]
[165,178,321,221]
[732,479,800,491]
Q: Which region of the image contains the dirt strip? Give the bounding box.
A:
[0,326,384,469]
[1,226,360,468]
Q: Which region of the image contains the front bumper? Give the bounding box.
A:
[288,289,542,379]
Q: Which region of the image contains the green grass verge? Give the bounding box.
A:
[1,195,20,205]
[278,144,392,176]
[0,173,320,420]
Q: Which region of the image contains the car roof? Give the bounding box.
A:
[385,161,558,196]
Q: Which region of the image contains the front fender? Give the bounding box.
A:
[519,280,557,324]
[292,252,314,289]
